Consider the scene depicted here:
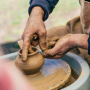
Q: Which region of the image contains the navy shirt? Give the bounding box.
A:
[28,0,59,21]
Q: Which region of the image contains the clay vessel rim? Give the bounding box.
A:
[18,48,38,56]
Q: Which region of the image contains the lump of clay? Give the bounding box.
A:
[46,37,59,49]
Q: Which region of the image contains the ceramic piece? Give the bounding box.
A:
[15,47,44,75]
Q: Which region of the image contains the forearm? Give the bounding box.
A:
[29,7,44,20]
[29,0,59,21]
[71,34,88,49]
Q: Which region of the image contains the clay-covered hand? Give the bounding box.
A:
[46,37,59,49]
[43,34,89,59]
[43,34,76,59]
[22,7,47,61]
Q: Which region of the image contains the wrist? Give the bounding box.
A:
[71,34,88,49]
[67,34,77,49]
[30,6,44,19]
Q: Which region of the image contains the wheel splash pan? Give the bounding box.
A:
[0,51,90,90]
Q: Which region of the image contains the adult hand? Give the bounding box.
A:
[43,34,89,59]
[22,7,47,61]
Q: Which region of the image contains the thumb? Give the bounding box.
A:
[38,29,47,51]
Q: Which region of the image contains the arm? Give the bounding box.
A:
[22,6,45,61]
[22,0,59,61]
[73,34,88,49]
[29,0,59,21]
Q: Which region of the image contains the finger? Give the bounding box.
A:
[38,29,47,51]
[42,41,61,58]
[43,52,64,59]
[22,34,33,61]
[42,48,57,58]
[22,37,30,61]
[48,55,62,59]
[28,35,35,53]
[51,51,68,59]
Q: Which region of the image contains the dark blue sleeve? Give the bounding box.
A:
[88,34,90,55]
[28,0,59,21]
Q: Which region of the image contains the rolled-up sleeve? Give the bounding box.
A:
[28,0,59,21]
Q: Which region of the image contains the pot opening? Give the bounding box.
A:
[18,47,38,56]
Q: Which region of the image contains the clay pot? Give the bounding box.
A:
[15,47,44,75]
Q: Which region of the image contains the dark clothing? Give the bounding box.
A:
[88,34,90,55]
[28,0,59,21]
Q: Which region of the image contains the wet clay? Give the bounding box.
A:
[15,47,44,75]
[11,58,71,90]
[46,37,59,49]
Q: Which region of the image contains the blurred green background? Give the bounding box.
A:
[0,0,80,44]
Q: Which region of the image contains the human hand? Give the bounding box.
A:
[22,7,47,61]
[42,34,76,59]
[43,34,89,59]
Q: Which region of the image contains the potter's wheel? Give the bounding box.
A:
[11,58,71,90]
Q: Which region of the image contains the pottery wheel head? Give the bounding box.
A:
[27,58,71,90]
[10,58,71,90]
